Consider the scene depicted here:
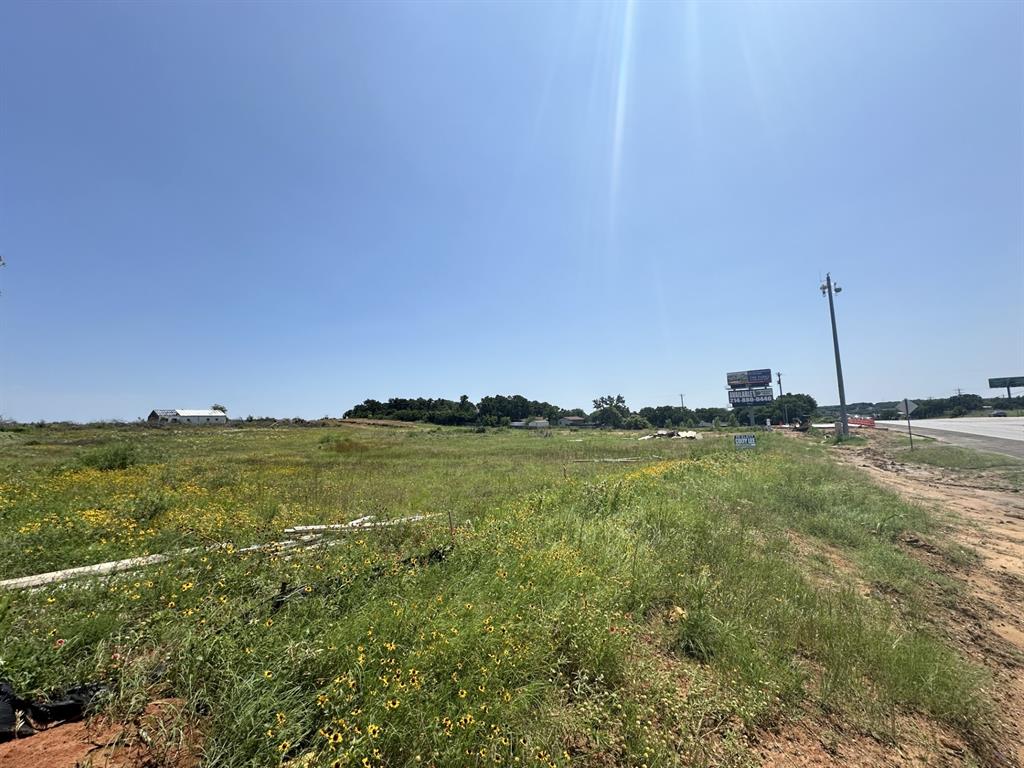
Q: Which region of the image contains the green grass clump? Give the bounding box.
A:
[78,441,138,471]
[897,445,1022,470]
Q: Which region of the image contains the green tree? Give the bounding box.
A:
[770,394,817,424]
[590,406,625,428]
[592,394,628,413]
[590,394,630,427]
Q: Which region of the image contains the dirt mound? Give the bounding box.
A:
[0,699,198,768]
[756,712,973,767]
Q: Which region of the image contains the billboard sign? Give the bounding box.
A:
[989,377,1024,389]
[727,369,772,389]
[728,387,775,405]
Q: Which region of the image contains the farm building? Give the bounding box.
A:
[558,416,587,427]
[527,419,550,429]
[148,409,228,425]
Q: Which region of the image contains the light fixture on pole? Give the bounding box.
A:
[820,274,849,436]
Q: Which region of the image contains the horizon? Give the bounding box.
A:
[1,1,1021,423]
[3,387,1018,425]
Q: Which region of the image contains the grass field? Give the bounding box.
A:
[0,424,991,766]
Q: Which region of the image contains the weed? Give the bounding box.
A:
[78,442,138,471]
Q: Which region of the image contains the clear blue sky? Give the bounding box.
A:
[1,1,1021,422]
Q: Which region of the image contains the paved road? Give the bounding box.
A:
[876,417,1024,460]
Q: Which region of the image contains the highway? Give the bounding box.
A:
[875,417,1024,460]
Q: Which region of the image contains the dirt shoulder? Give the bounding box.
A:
[830,431,1024,767]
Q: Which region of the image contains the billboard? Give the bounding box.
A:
[728,387,775,405]
[989,377,1024,388]
[727,369,772,389]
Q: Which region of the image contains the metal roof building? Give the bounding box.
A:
[147,409,228,425]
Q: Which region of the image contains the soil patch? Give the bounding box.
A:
[0,698,198,768]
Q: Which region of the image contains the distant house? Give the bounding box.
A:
[558,416,587,427]
[148,409,228,425]
[527,419,550,429]
[509,421,528,428]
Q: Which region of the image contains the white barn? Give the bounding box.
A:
[148,409,228,425]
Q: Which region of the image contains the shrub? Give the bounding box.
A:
[621,415,652,430]
[79,443,137,471]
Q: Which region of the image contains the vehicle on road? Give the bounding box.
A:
[992,410,1007,417]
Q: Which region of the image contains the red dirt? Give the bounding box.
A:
[0,699,198,768]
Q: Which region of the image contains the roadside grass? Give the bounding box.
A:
[894,444,1023,470]
[886,433,936,448]
[0,426,992,766]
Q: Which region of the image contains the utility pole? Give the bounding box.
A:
[679,394,685,409]
[820,274,849,436]
[776,372,788,425]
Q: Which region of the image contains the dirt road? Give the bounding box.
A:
[833,434,1024,767]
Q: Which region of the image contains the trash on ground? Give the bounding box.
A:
[1,681,107,743]
[2,514,437,592]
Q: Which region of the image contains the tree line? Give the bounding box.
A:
[816,393,1022,421]
[343,393,818,429]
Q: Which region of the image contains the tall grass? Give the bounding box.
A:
[0,426,989,766]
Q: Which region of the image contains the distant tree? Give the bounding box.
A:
[592,394,628,413]
[211,403,227,413]
[590,406,624,428]
[694,407,732,425]
[638,405,696,428]
[770,393,817,424]
[589,394,630,427]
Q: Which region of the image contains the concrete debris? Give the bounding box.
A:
[639,430,702,441]
[1,515,436,592]
[571,457,642,463]
[282,514,435,534]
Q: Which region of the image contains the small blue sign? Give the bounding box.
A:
[734,434,757,449]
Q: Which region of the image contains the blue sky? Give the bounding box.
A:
[1,0,1021,421]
